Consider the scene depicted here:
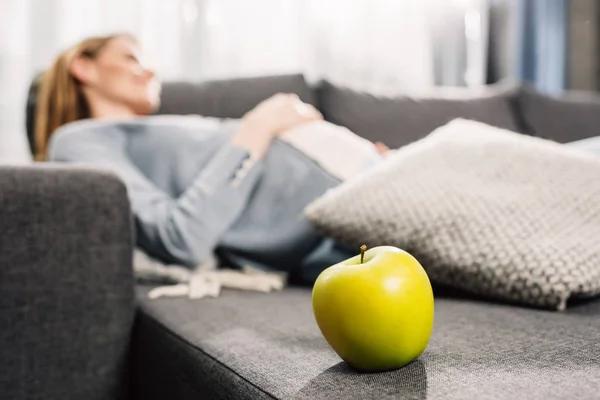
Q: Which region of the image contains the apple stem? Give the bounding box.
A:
[360,244,367,264]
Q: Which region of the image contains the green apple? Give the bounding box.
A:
[312,245,434,372]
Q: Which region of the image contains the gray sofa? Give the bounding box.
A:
[0,167,134,400]
[5,75,600,399]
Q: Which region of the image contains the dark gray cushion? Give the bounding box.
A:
[317,81,521,148]
[25,74,42,155]
[132,286,600,400]
[516,84,600,143]
[157,74,316,118]
[0,166,135,400]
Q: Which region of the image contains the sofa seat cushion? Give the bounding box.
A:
[131,286,600,400]
[317,81,521,148]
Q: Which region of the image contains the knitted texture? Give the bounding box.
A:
[306,119,600,310]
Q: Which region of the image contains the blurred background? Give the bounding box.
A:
[0,0,595,163]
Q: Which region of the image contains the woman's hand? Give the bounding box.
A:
[245,93,323,135]
[232,93,323,159]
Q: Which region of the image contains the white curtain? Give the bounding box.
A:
[0,0,487,163]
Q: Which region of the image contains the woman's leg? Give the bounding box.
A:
[290,238,354,285]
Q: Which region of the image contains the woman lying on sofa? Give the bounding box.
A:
[37,34,387,282]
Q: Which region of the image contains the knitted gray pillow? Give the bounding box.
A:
[305,119,600,310]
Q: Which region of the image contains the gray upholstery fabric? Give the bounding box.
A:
[133,286,600,400]
[306,119,600,310]
[0,166,135,400]
[317,80,521,148]
[131,311,274,400]
[157,74,316,118]
[24,74,314,156]
[515,84,600,143]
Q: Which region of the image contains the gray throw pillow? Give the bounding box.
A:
[317,80,521,148]
[305,119,600,310]
[515,84,600,143]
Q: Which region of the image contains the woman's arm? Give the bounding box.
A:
[50,124,264,267]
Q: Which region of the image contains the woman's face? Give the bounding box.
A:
[78,37,161,115]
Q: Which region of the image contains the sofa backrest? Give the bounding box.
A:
[514,84,600,143]
[27,72,600,155]
[317,80,523,148]
[157,76,525,149]
[25,74,41,156]
[24,74,316,156]
[157,74,316,118]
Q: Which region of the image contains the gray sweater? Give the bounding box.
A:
[48,116,352,280]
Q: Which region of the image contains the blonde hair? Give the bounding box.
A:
[34,34,132,160]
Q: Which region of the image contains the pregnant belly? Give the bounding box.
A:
[220,140,341,265]
[279,120,382,181]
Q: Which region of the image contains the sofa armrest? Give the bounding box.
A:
[0,165,135,400]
